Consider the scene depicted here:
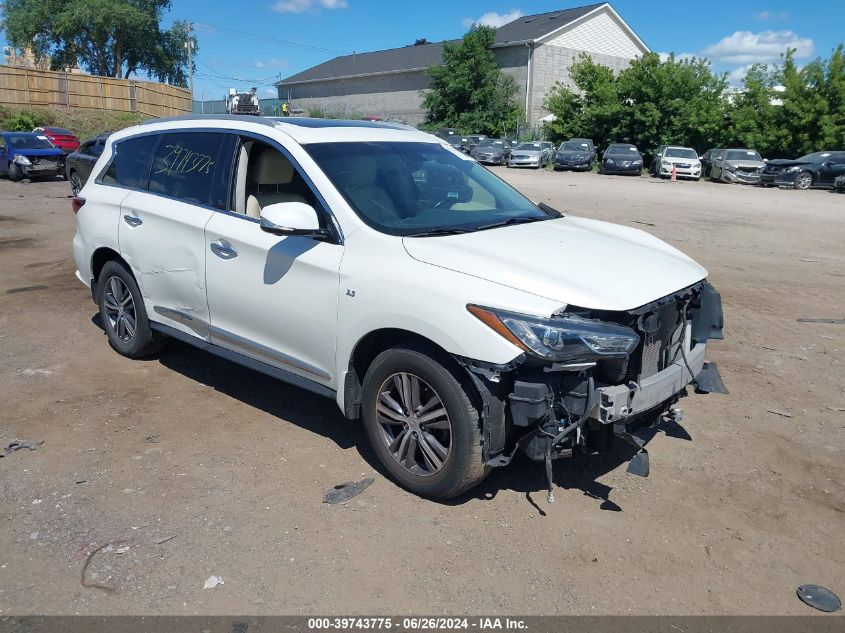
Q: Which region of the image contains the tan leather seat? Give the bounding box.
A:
[246,149,306,219]
[340,158,400,224]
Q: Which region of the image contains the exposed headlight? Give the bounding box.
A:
[724,163,737,172]
[468,305,640,362]
[12,154,32,166]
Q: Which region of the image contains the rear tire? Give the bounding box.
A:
[361,345,487,500]
[97,260,163,359]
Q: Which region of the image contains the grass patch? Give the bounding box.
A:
[0,106,145,141]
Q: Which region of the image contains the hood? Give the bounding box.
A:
[12,148,65,157]
[557,150,589,158]
[513,149,541,156]
[402,216,707,312]
[661,155,699,164]
[766,158,810,167]
[475,147,504,154]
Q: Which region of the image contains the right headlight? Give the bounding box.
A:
[468,305,640,362]
[13,154,32,166]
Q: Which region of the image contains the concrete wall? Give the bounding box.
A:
[528,44,632,125]
[279,70,430,125]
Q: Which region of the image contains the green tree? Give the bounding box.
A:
[1,0,195,85]
[544,52,728,154]
[421,25,520,135]
[725,64,784,157]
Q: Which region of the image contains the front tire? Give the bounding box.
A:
[9,164,22,182]
[97,261,163,359]
[361,345,487,500]
[69,170,83,196]
[794,171,813,190]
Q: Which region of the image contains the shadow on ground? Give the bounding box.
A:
[121,334,695,514]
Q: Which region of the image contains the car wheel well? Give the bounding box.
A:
[91,248,129,292]
[344,329,458,419]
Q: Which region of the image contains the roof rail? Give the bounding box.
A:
[138,114,280,128]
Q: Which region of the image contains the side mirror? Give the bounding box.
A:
[259,202,330,239]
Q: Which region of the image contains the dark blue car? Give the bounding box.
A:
[0,131,66,182]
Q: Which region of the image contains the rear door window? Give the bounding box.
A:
[100,134,159,189]
[148,132,224,207]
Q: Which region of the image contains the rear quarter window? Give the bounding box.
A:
[100,134,160,189]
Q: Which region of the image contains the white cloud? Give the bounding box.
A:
[272,0,347,13]
[264,87,278,96]
[254,58,288,69]
[462,9,522,29]
[703,30,813,65]
[753,10,789,21]
[727,64,753,86]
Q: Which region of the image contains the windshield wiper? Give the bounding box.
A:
[404,227,474,237]
[475,216,547,231]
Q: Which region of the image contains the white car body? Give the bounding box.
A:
[72,115,725,498]
[658,146,702,180]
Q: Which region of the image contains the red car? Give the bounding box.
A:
[32,127,80,153]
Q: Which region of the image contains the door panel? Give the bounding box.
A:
[119,190,214,338]
[205,213,343,386]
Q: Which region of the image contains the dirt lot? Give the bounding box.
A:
[0,170,843,616]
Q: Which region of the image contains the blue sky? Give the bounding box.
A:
[4,1,842,98]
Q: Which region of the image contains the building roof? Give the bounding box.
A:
[278,2,606,85]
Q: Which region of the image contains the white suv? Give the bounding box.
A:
[72,116,726,500]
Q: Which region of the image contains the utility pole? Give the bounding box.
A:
[185,23,195,102]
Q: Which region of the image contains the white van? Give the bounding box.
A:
[72,116,726,500]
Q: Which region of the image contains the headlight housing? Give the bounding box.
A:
[785,165,802,173]
[468,305,640,362]
[12,154,32,166]
[661,159,671,168]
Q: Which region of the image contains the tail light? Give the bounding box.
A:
[71,196,86,214]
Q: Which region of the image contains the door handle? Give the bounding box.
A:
[123,214,142,227]
[210,239,238,259]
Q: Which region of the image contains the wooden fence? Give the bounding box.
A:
[0,65,192,117]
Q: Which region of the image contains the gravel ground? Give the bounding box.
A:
[0,170,843,616]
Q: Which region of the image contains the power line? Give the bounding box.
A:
[197,61,279,86]
[193,21,348,55]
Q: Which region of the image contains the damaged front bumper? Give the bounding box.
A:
[459,281,727,499]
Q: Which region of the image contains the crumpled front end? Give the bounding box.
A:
[459,281,727,500]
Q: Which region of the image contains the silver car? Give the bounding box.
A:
[710,149,766,184]
[507,142,552,168]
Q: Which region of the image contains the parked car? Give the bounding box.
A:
[436,128,459,140]
[507,141,552,168]
[554,139,594,171]
[567,138,596,163]
[33,126,80,153]
[463,135,486,152]
[760,151,845,190]
[65,132,110,195]
[835,173,845,193]
[709,149,766,184]
[0,131,66,182]
[72,115,726,500]
[599,143,643,175]
[470,138,512,165]
[655,146,702,180]
[699,148,716,179]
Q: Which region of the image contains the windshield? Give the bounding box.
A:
[516,143,541,151]
[7,134,55,150]
[560,141,588,151]
[306,142,551,236]
[797,152,829,162]
[664,147,698,159]
[477,140,504,148]
[608,145,638,154]
[447,137,465,146]
[725,150,762,161]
